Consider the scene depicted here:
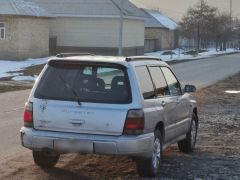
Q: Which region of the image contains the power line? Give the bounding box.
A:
[230,0,233,29]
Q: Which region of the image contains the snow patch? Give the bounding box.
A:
[0,57,48,78]
[12,75,38,81]
[12,0,52,17]
[225,90,240,94]
[145,48,240,62]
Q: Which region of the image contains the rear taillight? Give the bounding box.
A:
[123,109,144,135]
[23,102,33,127]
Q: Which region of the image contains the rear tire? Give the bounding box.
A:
[135,130,162,178]
[32,151,60,168]
[178,113,198,153]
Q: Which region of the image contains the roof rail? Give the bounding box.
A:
[56,53,93,58]
[125,56,162,62]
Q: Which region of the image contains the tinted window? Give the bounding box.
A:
[149,67,170,97]
[135,66,155,99]
[34,63,131,104]
[97,68,124,89]
[161,67,182,96]
[83,67,92,75]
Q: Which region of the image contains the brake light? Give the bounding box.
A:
[23,102,33,127]
[123,109,144,135]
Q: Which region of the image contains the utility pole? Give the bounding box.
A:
[118,0,124,56]
[230,0,233,29]
[196,0,204,54]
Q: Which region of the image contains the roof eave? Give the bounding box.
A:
[53,14,146,20]
[145,26,168,29]
[0,14,55,18]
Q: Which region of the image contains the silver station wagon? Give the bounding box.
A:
[20,54,198,177]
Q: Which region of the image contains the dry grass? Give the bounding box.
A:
[0,85,30,93]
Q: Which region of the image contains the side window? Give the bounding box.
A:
[148,66,170,97]
[161,67,182,96]
[0,23,5,39]
[135,66,155,99]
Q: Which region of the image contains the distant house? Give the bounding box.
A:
[0,0,53,60]
[143,9,178,53]
[30,0,147,56]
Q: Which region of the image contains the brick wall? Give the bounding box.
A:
[0,15,50,60]
[145,28,175,51]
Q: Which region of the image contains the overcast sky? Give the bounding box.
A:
[131,0,240,22]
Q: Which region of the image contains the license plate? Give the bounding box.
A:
[54,139,93,153]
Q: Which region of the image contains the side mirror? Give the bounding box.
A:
[184,85,197,93]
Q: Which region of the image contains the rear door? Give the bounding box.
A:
[134,66,159,132]
[33,62,132,136]
[148,66,178,142]
[161,67,190,136]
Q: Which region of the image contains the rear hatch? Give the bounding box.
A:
[33,60,132,135]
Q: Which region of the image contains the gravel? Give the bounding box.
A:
[0,73,239,180]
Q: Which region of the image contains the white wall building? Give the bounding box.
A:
[31,0,147,56]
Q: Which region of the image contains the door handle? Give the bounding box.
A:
[161,101,167,107]
[70,120,85,126]
[70,122,84,127]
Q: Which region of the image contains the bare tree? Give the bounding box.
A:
[180,0,218,53]
[232,18,240,49]
[215,13,232,51]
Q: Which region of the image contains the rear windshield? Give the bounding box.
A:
[34,62,132,104]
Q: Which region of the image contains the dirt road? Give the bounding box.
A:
[0,90,29,162]
[0,72,239,179]
[1,54,240,163]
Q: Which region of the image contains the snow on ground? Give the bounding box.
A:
[145,48,240,62]
[11,75,38,81]
[0,57,48,79]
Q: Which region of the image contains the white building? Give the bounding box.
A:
[31,0,147,56]
[143,9,178,53]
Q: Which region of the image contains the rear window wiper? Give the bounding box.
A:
[56,71,82,106]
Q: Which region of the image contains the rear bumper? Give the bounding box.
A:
[20,127,154,157]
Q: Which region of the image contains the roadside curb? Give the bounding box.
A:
[167,51,240,65]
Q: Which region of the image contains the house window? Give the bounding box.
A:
[0,23,5,40]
